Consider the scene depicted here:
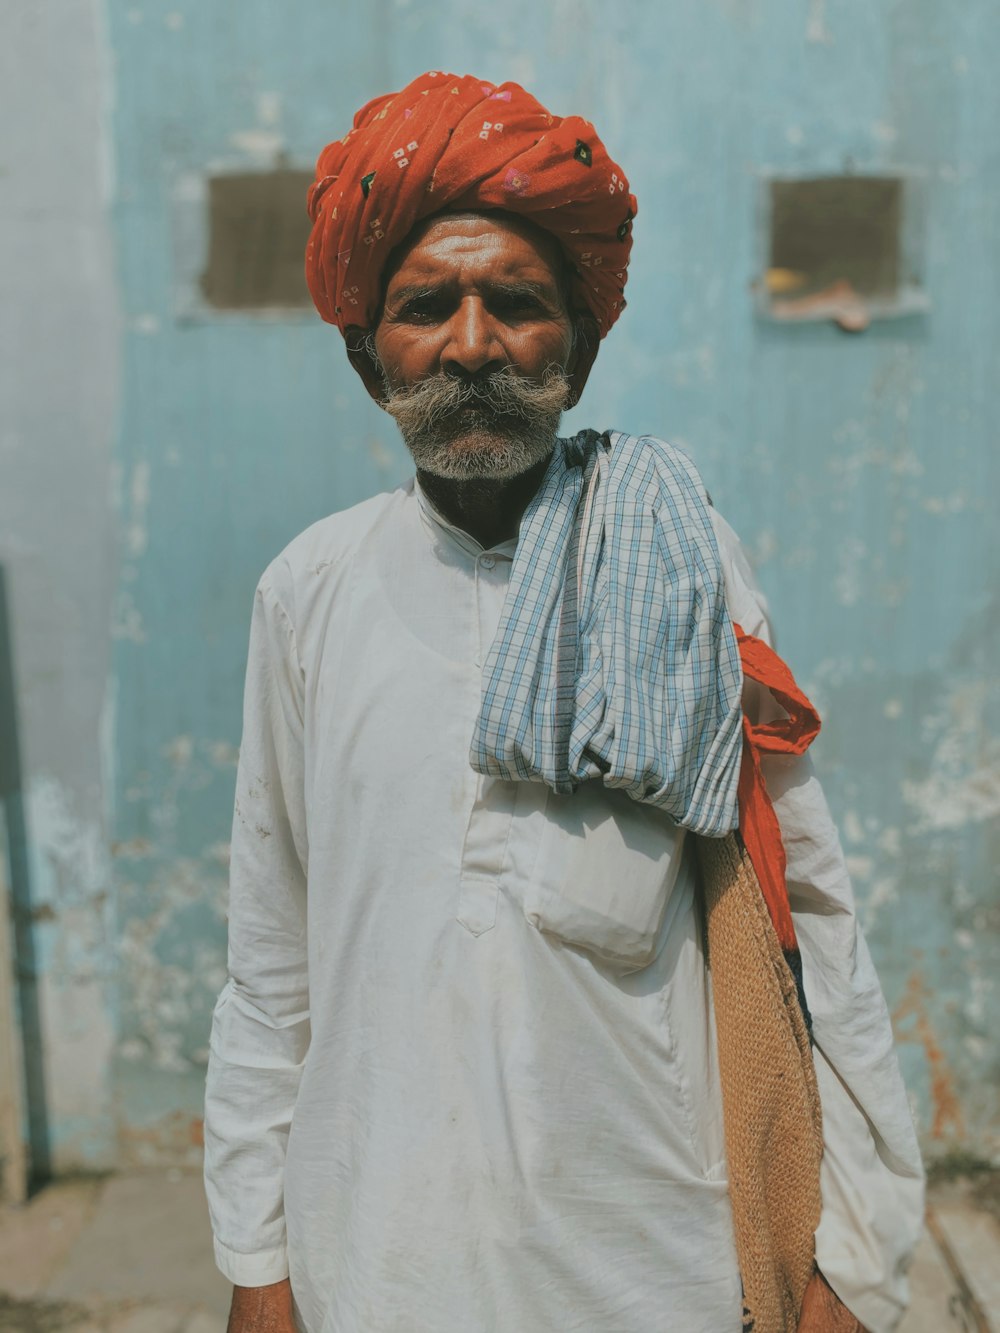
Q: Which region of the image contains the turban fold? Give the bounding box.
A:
[305,71,637,340]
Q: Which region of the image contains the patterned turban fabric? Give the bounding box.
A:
[305,70,637,340]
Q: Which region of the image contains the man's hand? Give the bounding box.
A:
[797,1269,867,1332]
[226,1278,297,1333]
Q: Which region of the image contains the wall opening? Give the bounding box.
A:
[757,173,927,328]
[199,169,315,311]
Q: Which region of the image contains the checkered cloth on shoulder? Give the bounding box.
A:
[471,430,744,838]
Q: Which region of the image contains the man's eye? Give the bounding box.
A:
[492,293,543,316]
[400,297,447,321]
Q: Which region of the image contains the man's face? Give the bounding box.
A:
[364,213,589,481]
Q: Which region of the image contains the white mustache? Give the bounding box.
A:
[381,366,571,437]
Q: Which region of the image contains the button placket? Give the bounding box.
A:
[456,774,517,935]
[458,549,515,935]
[473,550,509,669]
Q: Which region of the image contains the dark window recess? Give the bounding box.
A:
[759,174,925,328]
[199,170,314,310]
[771,175,901,295]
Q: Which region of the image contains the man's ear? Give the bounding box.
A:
[566,315,600,408]
[345,328,386,406]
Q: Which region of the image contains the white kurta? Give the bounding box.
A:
[204,470,924,1333]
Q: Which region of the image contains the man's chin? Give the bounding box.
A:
[405,428,555,481]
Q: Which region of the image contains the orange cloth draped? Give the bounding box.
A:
[735,627,822,953]
[305,71,637,339]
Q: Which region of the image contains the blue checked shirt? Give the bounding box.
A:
[470,430,744,838]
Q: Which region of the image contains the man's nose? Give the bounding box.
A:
[440,297,506,377]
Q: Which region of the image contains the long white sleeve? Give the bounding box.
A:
[712,509,925,1333]
[204,569,311,1287]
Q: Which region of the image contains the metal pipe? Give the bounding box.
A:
[0,564,52,1190]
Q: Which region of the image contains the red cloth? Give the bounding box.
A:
[735,627,822,953]
[305,71,637,340]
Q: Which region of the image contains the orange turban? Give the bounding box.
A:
[305,71,637,340]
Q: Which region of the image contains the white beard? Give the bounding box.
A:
[400,417,560,480]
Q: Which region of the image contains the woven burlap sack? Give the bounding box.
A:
[696,831,824,1333]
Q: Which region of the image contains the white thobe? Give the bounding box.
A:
[204,469,925,1333]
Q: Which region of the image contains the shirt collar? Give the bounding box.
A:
[413,475,520,561]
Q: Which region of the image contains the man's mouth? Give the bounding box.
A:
[442,404,513,431]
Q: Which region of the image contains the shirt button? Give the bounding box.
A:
[480,554,496,570]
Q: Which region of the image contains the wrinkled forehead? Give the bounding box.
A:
[376,209,575,309]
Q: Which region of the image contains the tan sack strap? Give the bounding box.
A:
[697,830,824,1333]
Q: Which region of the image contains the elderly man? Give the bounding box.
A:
[204,72,924,1333]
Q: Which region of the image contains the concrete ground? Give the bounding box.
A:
[0,1172,999,1332]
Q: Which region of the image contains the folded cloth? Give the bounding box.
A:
[471,430,744,839]
[305,71,636,339]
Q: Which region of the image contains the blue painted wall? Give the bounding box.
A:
[12,0,997,1167]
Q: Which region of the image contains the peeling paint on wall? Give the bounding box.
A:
[903,682,1000,833]
[894,972,966,1142]
[97,0,1000,1165]
[26,776,116,1169]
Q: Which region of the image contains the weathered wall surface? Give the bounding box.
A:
[2,0,997,1170]
[0,1,120,1173]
